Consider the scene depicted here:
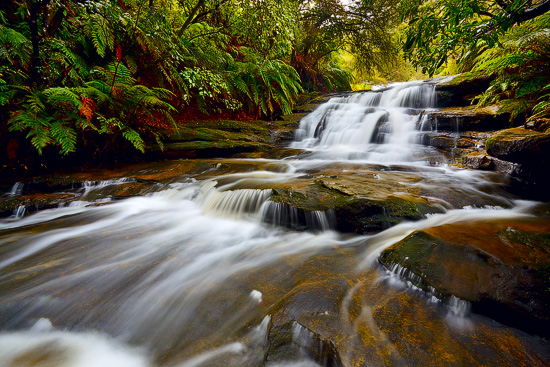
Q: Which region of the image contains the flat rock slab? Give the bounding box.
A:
[379,217,550,336]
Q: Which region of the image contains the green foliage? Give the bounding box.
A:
[473,12,550,121]
[228,53,303,115]
[0,76,11,105]
[399,0,550,75]
[292,0,399,91]
[0,0,402,161]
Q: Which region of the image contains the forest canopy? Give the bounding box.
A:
[1,0,549,162]
[399,0,550,121]
[0,0,400,159]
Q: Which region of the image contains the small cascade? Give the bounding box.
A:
[7,182,24,196]
[291,322,342,367]
[381,261,471,318]
[259,201,336,231]
[14,205,26,219]
[200,182,272,219]
[291,82,441,163]
[81,178,136,196]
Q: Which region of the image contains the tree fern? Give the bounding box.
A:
[10,110,53,155]
[86,13,114,58]
[0,24,32,71]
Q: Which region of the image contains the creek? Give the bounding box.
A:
[1,82,549,367]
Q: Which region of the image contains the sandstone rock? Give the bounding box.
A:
[487,127,550,164]
[425,105,511,132]
[379,218,550,336]
[461,151,518,174]
[267,170,442,234]
[433,73,492,107]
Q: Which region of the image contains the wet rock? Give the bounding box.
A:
[425,105,511,132]
[461,151,519,174]
[268,172,442,234]
[422,134,476,150]
[486,127,550,164]
[266,279,347,366]
[379,218,550,336]
[0,193,79,217]
[486,128,550,196]
[433,73,492,107]
[524,117,550,132]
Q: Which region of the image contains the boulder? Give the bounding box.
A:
[266,170,442,234]
[486,127,550,164]
[425,105,511,132]
[461,151,518,174]
[433,73,492,107]
[379,218,550,336]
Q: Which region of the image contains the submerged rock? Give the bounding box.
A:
[379,218,550,336]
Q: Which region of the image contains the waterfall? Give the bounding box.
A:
[7,182,24,196]
[291,82,441,163]
[200,181,273,219]
[259,201,336,231]
[1,80,548,366]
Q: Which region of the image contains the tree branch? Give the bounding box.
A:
[521,0,550,20]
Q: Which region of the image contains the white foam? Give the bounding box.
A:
[0,330,150,367]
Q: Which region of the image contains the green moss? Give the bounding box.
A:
[504,230,550,252]
[162,141,268,151]
[442,71,486,87]
[380,232,445,290]
[183,119,269,133]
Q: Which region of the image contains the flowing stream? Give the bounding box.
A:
[1,82,549,367]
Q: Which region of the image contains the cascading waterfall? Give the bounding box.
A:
[200,181,273,219]
[0,82,549,367]
[259,201,336,231]
[291,82,441,163]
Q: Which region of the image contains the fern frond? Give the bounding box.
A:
[51,122,77,155]
[87,13,114,58]
[123,128,145,152]
[43,87,82,109]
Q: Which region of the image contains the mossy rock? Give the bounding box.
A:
[269,178,436,234]
[379,218,550,336]
[425,105,511,132]
[486,127,550,164]
[434,73,492,107]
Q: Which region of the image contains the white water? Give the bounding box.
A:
[291,82,441,163]
[0,82,547,366]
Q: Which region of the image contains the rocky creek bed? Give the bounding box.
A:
[1,76,550,366]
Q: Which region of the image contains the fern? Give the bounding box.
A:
[87,14,114,58]
[51,122,77,155]
[122,128,145,153]
[43,87,82,109]
[0,77,10,105]
[473,11,550,122]
[0,24,32,70]
[10,110,53,155]
[530,84,550,121]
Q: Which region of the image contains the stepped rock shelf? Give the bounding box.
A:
[1,78,549,367]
